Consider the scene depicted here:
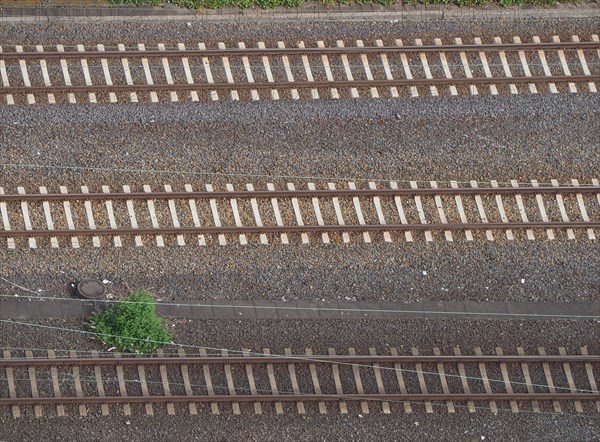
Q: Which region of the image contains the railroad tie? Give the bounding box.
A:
[297,41,318,100]
[113,352,131,416]
[242,349,262,415]
[453,347,475,413]
[450,180,474,241]
[91,350,110,416]
[178,43,199,102]
[493,37,518,95]
[559,347,583,413]
[412,347,433,413]
[414,39,438,96]
[433,347,455,413]
[221,349,241,415]
[157,349,176,415]
[328,348,347,414]
[15,45,35,104]
[217,42,239,101]
[369,348,390,414]
[3,350,21,418]
[369,182,391,243]
[390,347,412,414]
[532,36,558,94]
[434,38,458,96]
[136,355,154,416]
[552,36,577,93]
[177,349,198,415]
[39,186,58,248]
[306,348,327,414]
[551,180,575,240]
[77,44,96,103]
[157,43,178,103]
[199,348,219,415]
[538,347,561,413]
[246,184,268,245]
[517,347,540,413]
[69,350,87,417]
[375,39,399,98]
[263,348,284,414]
[96,44,116,103]
[512,37,537,94]
[409,181,432,242]
[284,348,305,414]
[82,185,101,247]
[490,180,514,241]
[474,347,498,414]
[572,179,596,240]
[495,347,519,413]
[35,45,55,104]
[0,45,16,105]
[25,350,42,418]
[122,185,142,247]
[317,41,339,99]
[184,184,206,246]
[348,348,369,414]
[165,184,185,246]
[48,350,65,416]
[390,182,413,242]
[580,346,600,413]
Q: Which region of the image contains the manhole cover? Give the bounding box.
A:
[76,279,106,300]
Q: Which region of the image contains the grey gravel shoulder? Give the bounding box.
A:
[1,241,598,303]
[1,412,598,442]
[0,14,598,47]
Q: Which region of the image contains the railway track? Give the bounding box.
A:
[1,35,599,104]
[1,347,598,417]
[1,179,598,248]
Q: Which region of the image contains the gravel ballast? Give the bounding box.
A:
[1,95,598,185]
[2,14,599,441]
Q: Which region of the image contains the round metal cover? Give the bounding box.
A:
[76,279,106,299]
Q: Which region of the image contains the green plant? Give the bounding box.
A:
[254,0,279,8]
[233,0,253,7]
[281,0,304,6]
[201,0,229,7]
[90,289,172,353]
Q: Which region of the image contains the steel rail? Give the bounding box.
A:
[0,222,598,238]
[1,41,598,60]
[1,393,597,406]
[0,185,598,202]
[2,354,596,367]
[2,75,599,94]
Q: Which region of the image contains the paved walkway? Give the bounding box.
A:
[1,297,598,320]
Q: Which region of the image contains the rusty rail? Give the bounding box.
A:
[1,185,598,202]
[1,41,599,61]
[2,75,599,95]
[2,354,596,366]
[0,222,598,238]
[1,393,595,406]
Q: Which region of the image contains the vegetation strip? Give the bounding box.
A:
[109,0,570,11]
